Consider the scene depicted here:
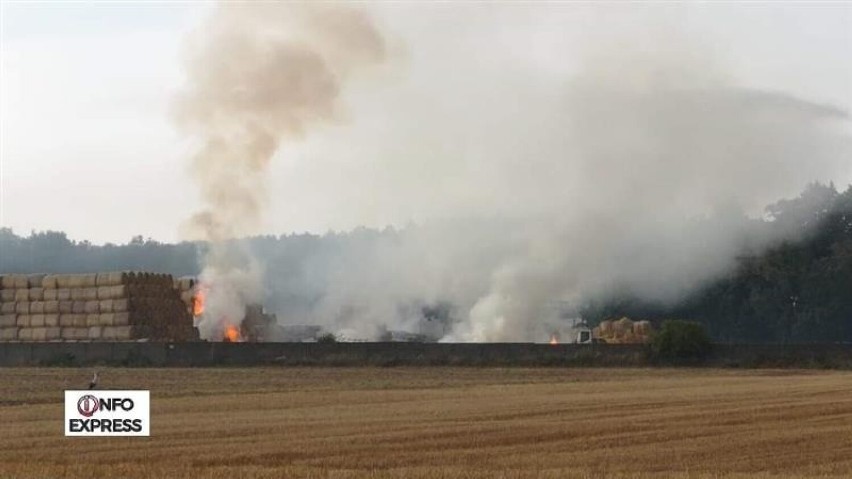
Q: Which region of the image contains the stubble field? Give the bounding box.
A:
[1,367,852,478]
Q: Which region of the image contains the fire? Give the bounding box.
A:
[224,325,241,342]
[192,287,206,316]
[549,333,559,345]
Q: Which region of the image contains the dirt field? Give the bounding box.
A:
[1,367,852,478]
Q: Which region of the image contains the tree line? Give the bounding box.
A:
[1,182,850,343]
[581,182,852,343]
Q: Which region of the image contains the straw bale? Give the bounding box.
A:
[43,289,58,301]
[18,328,33,341]
[27,274,46,288]
[31,327,48,341]
[16,315,31,327]
[30,314,45,327]
[61,328,88,340]
[41,275,59,289]
[98,313,115,327]
[99,299,114,313]
[57,289,71,301]
[44,313,59,327]
[58,301,73,314]
[0,314,16,327]
[72,301,86,314]
[55,275,75,288]
[71,287,98,301]
[45,327,61,340]
[102,325,141,340]
[29,287,44,301]
[96,272,129,286]
[15,302,29,314]
[44,300,59,314]
[3,275,29,289]
[86,314,101,327]
[83,300,100,314]
[598,320,614,336]
[0,275,20,289]
[88,326,102,340]
[97,285,127,300]
[30,301,45,314]
[0,328,18,340]
[0,290,14,301]
[59,314,84,327]
[1,302,15,314]
[58,274,97,288]
[14,289,29,302]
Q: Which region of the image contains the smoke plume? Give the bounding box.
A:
[255,8,850,342]
[175,3,386,339]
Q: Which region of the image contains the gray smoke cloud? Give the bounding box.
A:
[172,4,850,342]
[174,3,386,339]
[258,11,850,342]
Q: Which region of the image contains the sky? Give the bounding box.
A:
[1,1,851,245]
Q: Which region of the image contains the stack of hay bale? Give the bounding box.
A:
[0,272,198,342]
[593,317,653,344]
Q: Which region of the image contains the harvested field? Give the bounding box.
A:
[1,367,852,478]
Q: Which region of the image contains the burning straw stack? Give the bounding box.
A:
[0,272,198,342]
[173,276,199,319]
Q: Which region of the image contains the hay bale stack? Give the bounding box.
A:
[1,271,196,342]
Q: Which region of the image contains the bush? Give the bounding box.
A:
[649,320,712,362]
[317,333,337,344]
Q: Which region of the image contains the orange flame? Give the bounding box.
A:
[192,287,206,316]
[549,334,558,345]
[224,325,241,342]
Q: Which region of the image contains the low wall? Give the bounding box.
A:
[0,342,646,367]
[3,342,852,368]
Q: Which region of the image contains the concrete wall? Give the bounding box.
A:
[3,342,852,367]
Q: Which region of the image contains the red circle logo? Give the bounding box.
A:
[77,394,99,417]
